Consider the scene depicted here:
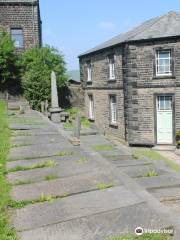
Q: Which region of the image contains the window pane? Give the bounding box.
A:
[156,50,172,75]
[165,96,172,110]
[110,96,117,123]
[11,29,23,48]
[158,51,170,59]
[158,96,164,110]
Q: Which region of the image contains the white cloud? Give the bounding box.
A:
[97,21,116,31]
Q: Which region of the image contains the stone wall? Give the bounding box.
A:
[0,1,42,51]
[124,39,180,145]
[80,47,125,139]
[80,37,180,146]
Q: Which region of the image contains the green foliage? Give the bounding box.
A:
[21,45,67,109]
[57,151,73,157]
[106,233,172,240]
[92,145,114,151]
[97,183,114,190]
[133,148,180,173]
[8,160,57,173]
[45,174,58,181]
[0,101,18,240]
[0,30,20,92]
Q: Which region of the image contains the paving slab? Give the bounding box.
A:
[11,171,121,201]
[149,187,180,200]
[18,202,169,240]
[121,165,170,178]
[11,134,70,146]
[7,154,106,184]
[7,167,60,184]
[13,186,143,232]
[136,175,180,189]
[8,143,80,161]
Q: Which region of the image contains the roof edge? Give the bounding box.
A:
[78,34,180,58]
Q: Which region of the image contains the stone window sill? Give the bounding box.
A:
[108,79,116,82]
[153,75,175,80]
[87,81,92,84]
[88,118,95,122]
[109,123,118,128]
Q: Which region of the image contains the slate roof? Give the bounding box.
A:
[79,11,180,57]
[0,0,38,3]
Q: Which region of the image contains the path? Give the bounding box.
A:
[7,109,180,239]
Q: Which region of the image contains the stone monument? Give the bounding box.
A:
[49,71,62,123]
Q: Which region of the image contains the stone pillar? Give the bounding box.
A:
[49,71,62,123]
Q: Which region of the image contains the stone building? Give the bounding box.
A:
[79,11,180,146]
[0,0,42,51]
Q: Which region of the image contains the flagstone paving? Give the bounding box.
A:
[7,109,180,240]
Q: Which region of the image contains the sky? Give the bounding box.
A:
[40,0,180,71]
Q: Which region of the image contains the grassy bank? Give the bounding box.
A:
[0,101,17,240]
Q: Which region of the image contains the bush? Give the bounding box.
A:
[0,30,20,94]
[21,45,67,110]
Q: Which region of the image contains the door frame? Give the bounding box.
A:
[154,93,175,145]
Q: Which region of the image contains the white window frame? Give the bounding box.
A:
[87,62,92,82]
[88,95,94,120]
[109,55,115,80]
[156,50,172,76]
[110,95,117,124]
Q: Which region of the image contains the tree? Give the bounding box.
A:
[0,30,20,94]
[21,45,67,109]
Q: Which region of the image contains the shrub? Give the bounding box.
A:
[21,45,67,110]
[0,30,20,94]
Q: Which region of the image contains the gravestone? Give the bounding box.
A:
[45,100,49,116]
[73,112,81,139]
[49,71,62,123]
[69,112,81,146]
[40,101,45,113]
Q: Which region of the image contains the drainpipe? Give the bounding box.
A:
[32,1,35,46]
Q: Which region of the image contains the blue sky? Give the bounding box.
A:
[40,0,180,70]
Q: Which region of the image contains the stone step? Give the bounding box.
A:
[152,145,176,151]
[18,202,170,240]
[13,186,143,232]
[11,172,120,201]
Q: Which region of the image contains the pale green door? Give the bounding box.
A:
[157,96,173,144]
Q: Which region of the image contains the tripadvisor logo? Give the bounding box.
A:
[135,227,144,236]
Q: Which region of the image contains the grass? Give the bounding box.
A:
[44,174,59,181]
[9,194,56,209]
[12,180,34,186]
[11,143,31,148]
[106,233,172,240]
[143,170,159,177]
[63,117,90,130]
[92,144,114,151]
[76,157,88,164]
[57,151,73,157]
[97,183,114,190]
[64,122,73,130]
[0,101,18,240]
[133,148,180,173]
[8,160,57,173]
